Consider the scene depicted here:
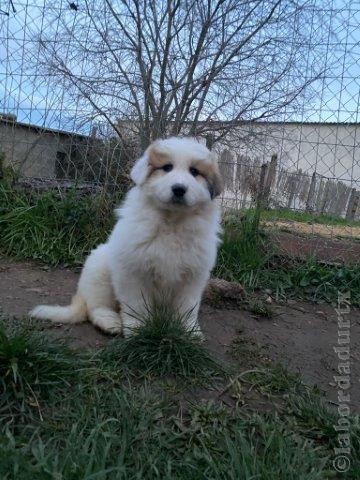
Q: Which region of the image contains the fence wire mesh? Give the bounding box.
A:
[1,0,360,263]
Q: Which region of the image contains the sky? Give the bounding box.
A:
[0,0,360,135]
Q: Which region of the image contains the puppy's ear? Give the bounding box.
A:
[130,153,150,185]
[148,142,169,168]
[208,162,223,199]
[130,142,167,185]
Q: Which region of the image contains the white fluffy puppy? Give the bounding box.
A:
[30,137,222,337]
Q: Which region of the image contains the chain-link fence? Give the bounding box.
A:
[1,0,360,262]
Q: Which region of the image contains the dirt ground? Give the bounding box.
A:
[1,255,359,411]
[266,219,360,240]
[271,229,360,264]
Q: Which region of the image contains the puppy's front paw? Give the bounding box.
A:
[122,325,135,338]
[192,329,205,341]
[106,323,123,335]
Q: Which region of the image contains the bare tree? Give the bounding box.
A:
[38,0,327,149]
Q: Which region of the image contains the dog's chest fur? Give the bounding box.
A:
[109,189,219,289]
[138,218,207,284]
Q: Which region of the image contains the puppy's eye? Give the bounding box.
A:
[162,164,173,172]
[190,167,200,177]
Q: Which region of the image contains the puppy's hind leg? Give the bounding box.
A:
[78,244,122,335]
[88,308,122,334]
[31,244,121,334]
[111,278,148,338]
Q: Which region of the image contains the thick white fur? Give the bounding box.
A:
[30,137,222,336]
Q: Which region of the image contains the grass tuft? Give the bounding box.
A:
[0,321,79,426]
[286,391,360,478]
[287,391,339,444]
[241,363,303,396]
[214,210,268,287]
[101,302,222,382]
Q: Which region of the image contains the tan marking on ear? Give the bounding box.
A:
[193,159,223,199]
[207,162,223,198]
[148,144,170,169]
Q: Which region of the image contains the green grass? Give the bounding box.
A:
[0,319,352,479]
[0,182,117,265]
[1,180,359,477]
[263,257,360,304]
[215,212,360,305]
[1,318,359,479]
[238,363,303,396]
[0,321,81,427]
[287,392,360,478]
[214,210,269,287]
[258,207,360,227]
[227,331,359,478]
[287,390,340,445]
[0,388,331,480]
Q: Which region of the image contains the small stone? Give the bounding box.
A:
[25,287,44,294]
[203,278,246,304]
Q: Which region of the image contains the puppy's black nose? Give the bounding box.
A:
[172,184,187,198]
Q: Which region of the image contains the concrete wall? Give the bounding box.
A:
[0,120,91,179]
[0,121,57,177]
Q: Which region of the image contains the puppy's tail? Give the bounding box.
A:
[30,294,87,324]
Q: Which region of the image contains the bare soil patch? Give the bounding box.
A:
[270,229,360,264]
[1,255,359,411]
[265,219,360,240]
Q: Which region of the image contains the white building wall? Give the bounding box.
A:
[218,122,360,187]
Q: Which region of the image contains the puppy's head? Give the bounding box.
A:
[130,137,222,209]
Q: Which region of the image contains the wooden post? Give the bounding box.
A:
[354,193,360,221]
[346,188,360,220]
[219,150,234,191]
[254,162,268,231]
[257,163,268,206]
[205,134,215,150]
[287,169,301,209]
[320,179,331,214]
[262,154,277,209]
[306,172,317,212]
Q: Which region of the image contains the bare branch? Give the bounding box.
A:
[36,0,329,147]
